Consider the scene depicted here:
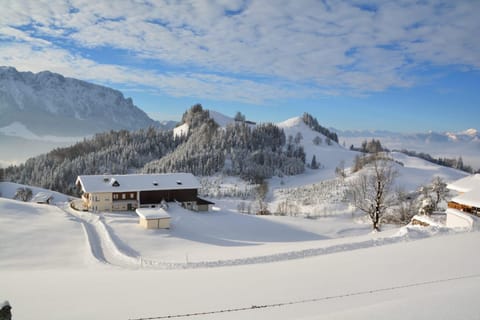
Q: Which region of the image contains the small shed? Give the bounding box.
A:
[136,208,171,229]
[30,192,54,204]
[195,197,215,212]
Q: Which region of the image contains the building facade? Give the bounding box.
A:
[76,173,212,212]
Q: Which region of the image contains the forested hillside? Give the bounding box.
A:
[144,105,306,182]
[4,128,182,195]
[4,105,337,194]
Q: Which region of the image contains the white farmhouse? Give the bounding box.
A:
[75,173,213,212]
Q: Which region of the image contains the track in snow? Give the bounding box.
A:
[60,203,471,270]
[60,204,141,268]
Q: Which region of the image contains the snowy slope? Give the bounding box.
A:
[391,151,468,191]
[2,110,479,319]
[0,182,71,203]
[277,116,358,181]
[0,198,86,270]
[1,195,479,319]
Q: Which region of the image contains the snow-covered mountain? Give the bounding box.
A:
[337,128,480,168]
[337,128,480,143]
[0,66,158,137]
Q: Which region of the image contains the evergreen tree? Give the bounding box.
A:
[310,155,319,169]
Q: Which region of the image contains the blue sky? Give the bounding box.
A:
[0,0,479,132]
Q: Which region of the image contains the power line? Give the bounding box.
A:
[129,273,480,320]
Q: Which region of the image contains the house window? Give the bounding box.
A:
[113,194,119,200]
[122,194,126,200]
[130,193,135,199]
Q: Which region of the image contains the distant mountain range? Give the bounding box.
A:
[336,128,480,168]
[0,67,178,165]
[336,128,479,143]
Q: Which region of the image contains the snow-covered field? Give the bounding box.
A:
[1,116,478,319]
[2,153,480,320]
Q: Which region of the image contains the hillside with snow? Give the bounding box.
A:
[0,111,477,318]
[1,154,479,319]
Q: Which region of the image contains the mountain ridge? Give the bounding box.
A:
[0,66,158,136]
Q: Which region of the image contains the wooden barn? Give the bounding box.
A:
[447,174,480,216]
[75,173,212,212]
[446,174,480,229]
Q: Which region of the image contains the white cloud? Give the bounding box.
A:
[0,42,307,104]
[0,0,479,101]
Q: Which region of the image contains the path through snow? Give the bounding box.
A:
[61,204,141,268]
[61,203,467,270]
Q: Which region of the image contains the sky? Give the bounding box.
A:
[0,0,479,133]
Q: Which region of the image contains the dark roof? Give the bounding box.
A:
[196,197,215,205]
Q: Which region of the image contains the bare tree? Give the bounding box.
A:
[351,158,398,231]
[256,180,270,215]
[430,176,449,211]
[393,188,418,223]
[335,160,346,179]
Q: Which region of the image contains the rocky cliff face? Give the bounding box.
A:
[0,66,158,136]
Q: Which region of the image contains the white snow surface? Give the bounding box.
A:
[0,181,71,203]
[136,207,170,219]
[1,136,479,319]
[2,179,480,319]
[447,174,480,193]
[2,194,480,320]
[76,173,200,193]
[173,122,189,138]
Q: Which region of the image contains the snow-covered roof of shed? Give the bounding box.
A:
[136,208,170,219]
[30,192,53,203]
[447,174,480,193]
[76,173,200,193]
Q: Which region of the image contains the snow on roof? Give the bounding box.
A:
[76,173,200,193]
[411,214,445,227]
[451,192,480,209]
[136,208,170,219]
[30,192,53,203]
[447,174,480,208]
[447,174,480,193]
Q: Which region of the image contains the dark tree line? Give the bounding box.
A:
[350,139,387,154]
[144,106,306,183]
[302,113,339,143]
[396,149,475,173]
[5,127,182,195]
